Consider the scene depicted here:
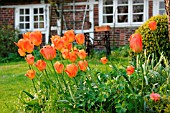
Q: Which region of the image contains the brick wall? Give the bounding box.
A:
[0,8,15,27]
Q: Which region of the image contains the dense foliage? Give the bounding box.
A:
[135,14,170,61]
[0,25,21,62]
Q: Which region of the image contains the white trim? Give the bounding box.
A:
[99,0,148,27]
[14,4,50,44]
[153,0,166,16]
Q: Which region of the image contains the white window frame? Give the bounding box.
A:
[153,0,166,16]
[15,4,50,44]
[99,0,149,27]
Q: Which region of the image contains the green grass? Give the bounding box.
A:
[0,61,32,113]
[0,51,129,112]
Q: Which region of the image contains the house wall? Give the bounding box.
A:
[0,8,15,27]
[0,0,156,47]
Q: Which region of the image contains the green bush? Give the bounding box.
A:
[0,25,21,62]
[135,14,170,61]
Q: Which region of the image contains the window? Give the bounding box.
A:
[153,0,166,15]
[99,0,148,27]
[15,4,50,44]
[15,5,47,32]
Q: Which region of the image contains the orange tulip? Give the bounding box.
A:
[61,36,69,47]
[54,61,64,74]
[77,49,88,59]
[29,31,42,46]
[15,39,34,53]
[66,43,73,51]
[78,60,88,71]
[53,38,64,50]
[18,49,26,56]
[35,60,46,71]
[40,45,56,60]
[23,32,31,40]
[69,51,77,62]
[75,34,85,45]
[100,57,108,64]
[130,33,142,53]
[25,70,36,79]
[25,54,34,65]
[148,21,157,31]
[64,30,75,43]
[65,63,78,78]
[150,92,161,102]
[73,47,78,54]
[51,35,60,43]
[61,49,69,59]
[126,65,135,76]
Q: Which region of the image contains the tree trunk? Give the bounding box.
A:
[164,0,170,42]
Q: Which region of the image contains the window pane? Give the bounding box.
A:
[103,16,113,23]
[20,9,24,14]
[19,23,24,29]
[133,5,143,13]
[25,23,30,29]
[118,15,128,23]
[103,0,113,5]
[40,15,44,21]
[20,16,24,22]
[25,9,30,14]
[34,23,38,28]
[40,22,44,28]
[118,0,128,4]
[34,8,38,14]
[34,16,38,21]
[133,14,143,22]
[159,10,165,15]
[133,0,144,3]
[103,7,113,14]
[159,2,165,9]
[39,8,44,14]
[25,16,30,22]
[118,6,128,13]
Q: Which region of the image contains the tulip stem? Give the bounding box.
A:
[32,79,37,92]
[50,60,63,92]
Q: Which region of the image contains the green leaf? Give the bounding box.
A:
[22,90,34,99]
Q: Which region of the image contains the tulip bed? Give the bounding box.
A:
[1,20,170,113]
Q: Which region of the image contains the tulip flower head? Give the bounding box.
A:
[40,45,56,60]
[100,57,108,64]
[69,51,77,62]
[54,61,64,74]
[77,49,88,59]
[65,63,78,78]
[25,70,36,79]
[75,34,85,45]
[18,49,26,56]
[130,33,142,53]
[64,30,75,43]
[78,60,88,71]
[148,21,157,31]
[29,31,42,46]
[15,38,34,53]
[25,54,34,65]
[126,65,135,76]
[35,60,46,71]
[150,92,161,102]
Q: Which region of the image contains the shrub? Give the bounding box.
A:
[0,25,20,62]
[134,14,170,61]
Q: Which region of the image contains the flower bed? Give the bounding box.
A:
[15,22,170,112]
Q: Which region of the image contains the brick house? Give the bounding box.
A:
[0,0,166,47]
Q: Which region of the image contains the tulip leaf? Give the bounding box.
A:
[22,90,34,99]
[144,76,148,85]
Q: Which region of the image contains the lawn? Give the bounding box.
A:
[0,61,32,113]
[0,52,129,113]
